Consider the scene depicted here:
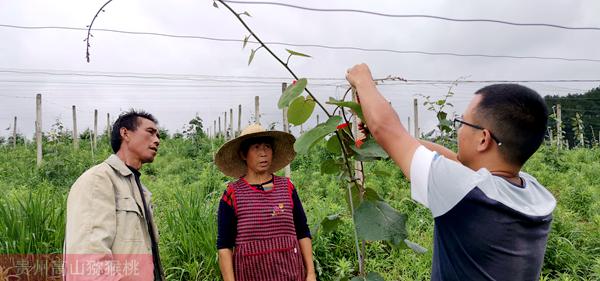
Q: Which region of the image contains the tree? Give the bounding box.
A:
[183,114,206,140]
[545,87,600,148]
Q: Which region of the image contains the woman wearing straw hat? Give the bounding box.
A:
[215,124,316,281]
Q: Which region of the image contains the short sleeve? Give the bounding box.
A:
[410,146,437,207]
[410,145,483,217]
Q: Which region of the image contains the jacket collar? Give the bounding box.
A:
[105,154,133,177]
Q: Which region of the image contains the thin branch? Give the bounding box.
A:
[341,86,353,100]
[86,0,114,63]
[341,110,355,140]
[217,0,330,117]
[219,0,363,274]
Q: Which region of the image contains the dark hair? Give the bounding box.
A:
[474,84,548,166]
[239,136,274,158]
[110,109,158,153]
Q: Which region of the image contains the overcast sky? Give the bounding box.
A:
[1,0,599,139]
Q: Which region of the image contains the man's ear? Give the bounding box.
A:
[120,127,129,142]
[476,129,493,152]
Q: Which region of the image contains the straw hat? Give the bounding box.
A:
[214,124,296,178]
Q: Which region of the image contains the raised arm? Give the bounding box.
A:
[346,64,421,178]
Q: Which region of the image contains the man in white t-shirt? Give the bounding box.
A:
[346,63,555,281]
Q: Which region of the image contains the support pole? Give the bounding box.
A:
[282,82,291,177]
[12,116,17,147]
[238,104,242,136]
[413,98,420,138]
[93,109,98,150]
[218,116,222,137]
[72,105,79,150]
[230,108,234,140]
[351,88,366,275]
[556,104,562,149]
[255,96,260,125]
[36,94,42,167]
[107,113,111,145]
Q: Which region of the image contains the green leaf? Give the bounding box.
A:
[437,111,447,121]
[327,98,365,121]
[326,135,342,154]
[278,78,308,109]
[248,49,256,66]
[372,168,391,178]
[436,100,445,105]
[287,96,316,126]
[354,199,407,246]
[364,188,382,201]
[350,139,388,158]
[320,159,341,175]
[350,272,385,281]
[404,239,428,254]
[294,115,341,154]
[320,214,342,234]
[344,183,361,212]
[242,35,250,49]
[285,48,312,58]
[354,154,379,162]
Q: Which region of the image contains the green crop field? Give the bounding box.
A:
[0,136,598,280]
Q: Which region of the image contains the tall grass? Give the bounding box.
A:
[0,140,598,280]
[0,185,65,254]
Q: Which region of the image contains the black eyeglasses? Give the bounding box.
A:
[453,118,502,146]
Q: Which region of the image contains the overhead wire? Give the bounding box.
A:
[222,0,600,31]
[0,68,598,85]
[1,24,599,63]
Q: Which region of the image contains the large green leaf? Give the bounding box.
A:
[354,199,407,246]
[350,272,385,281]
[364,188,382,201]
[285,49,312,58]
[350,139,388,159]
[319,214,342,234]
[320,159,342,175]
[372,168,391,178]
[287,96,316,126]
[326,135,342,154]
[326,97,365,121]
[278,78,307,109]
[403,239,428,254]
[294,115,341,154]
[344,183,361,212]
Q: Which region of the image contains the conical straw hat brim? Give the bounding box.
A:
[214,125,296,178]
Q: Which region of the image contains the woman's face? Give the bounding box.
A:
[243,142,273,174]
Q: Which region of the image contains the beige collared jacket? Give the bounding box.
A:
[64,154,158,280]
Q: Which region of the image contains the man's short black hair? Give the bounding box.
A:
[474,84,548,166]
[110,109,158,153]
[239,136,274,158]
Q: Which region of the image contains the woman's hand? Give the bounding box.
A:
[306,271,317,281]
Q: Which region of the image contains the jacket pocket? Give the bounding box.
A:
[115,197,145,243]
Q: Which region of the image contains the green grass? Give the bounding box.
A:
[0,140,598,280]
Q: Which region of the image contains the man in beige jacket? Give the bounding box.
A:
[64,110,164,281]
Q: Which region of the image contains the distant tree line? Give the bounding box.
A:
[545,86,600,147]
